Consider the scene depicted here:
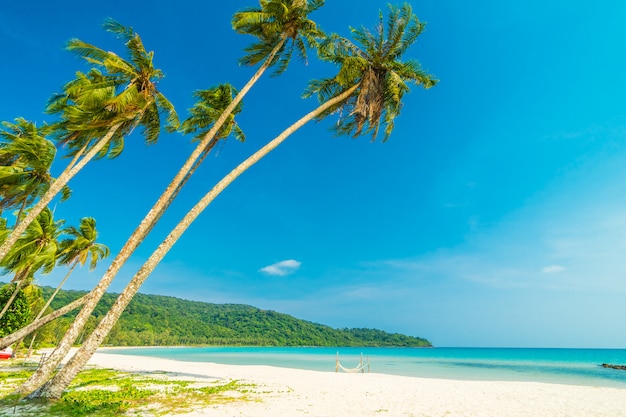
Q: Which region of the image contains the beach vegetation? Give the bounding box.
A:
[0,364,253,417]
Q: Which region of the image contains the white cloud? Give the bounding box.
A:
[542,265,565,274]
[260,259,302,276]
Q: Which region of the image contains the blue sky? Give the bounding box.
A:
[2,1,626,348]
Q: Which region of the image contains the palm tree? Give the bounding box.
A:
[18,1,326,397]
[54,217,110,298]
[34,3,437,399]
[0,119,69,225]
[25,217,109,354]
[169,83,247,203]
[0,208,62,321]
[0,18,179,265]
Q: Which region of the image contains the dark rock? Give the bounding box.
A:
[601,363,626,371]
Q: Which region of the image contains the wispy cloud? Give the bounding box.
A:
[260,259,302,276]
[542,265,565,274]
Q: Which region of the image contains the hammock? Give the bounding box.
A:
[335,352,370,373]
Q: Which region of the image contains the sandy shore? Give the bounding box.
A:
[81,349,626,417]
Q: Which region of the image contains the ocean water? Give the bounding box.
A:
[102,346,626,388]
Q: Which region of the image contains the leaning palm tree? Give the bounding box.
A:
[0,208,62,321]
[18,1,326,397]
[34,3,437,399]
[53,217,110,305]
[0,119,70,225]
[171,83,247,203]
[25,217,109,354]
[0,18,179,265]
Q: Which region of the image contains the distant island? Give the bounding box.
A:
[39,286,432,348]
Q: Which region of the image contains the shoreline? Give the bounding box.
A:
[97,345,626,389]
[83,348,626,417]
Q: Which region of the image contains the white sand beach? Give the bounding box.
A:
[83,349,626,417]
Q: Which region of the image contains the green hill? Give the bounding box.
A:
[30,286,432,348]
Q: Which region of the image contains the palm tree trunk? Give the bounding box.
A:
[35,84,359,399]
[35,262,78,324]
[22,262,78,358]
[15,39,288,398]
[0,123,123,264]
[14,199,28,228]
[0,294,88,350]
[0,280,26,321]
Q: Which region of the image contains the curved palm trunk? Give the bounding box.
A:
[23,262,79,357]
[14,199,28,228]
[16,38,288,398]
[35,262,78,324]
[0,294,88,350]
[36,84,359,399]
[0,123,122,264]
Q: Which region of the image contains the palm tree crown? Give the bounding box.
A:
[306,3,437,141]
[1,208,62,283]
[232,0,325,75]
[181,84,246,143]
[52,18,179,156]
[46,69,125,160]
[57,217,109,271]
[0,119,68,221]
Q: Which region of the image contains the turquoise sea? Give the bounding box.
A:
[102,347,626,388]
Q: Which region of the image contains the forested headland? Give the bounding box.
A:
[35,286,431,348]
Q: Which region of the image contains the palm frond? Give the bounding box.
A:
[155,92,180,132]
[181,84,245,142]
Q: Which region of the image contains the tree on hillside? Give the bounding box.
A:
[18,0,327,397]
[0,284,31,338]
[34,3,436,399]
[0,294,88,350]
[0,18,179,266]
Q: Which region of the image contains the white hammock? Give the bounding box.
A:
[335,352,370,373]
